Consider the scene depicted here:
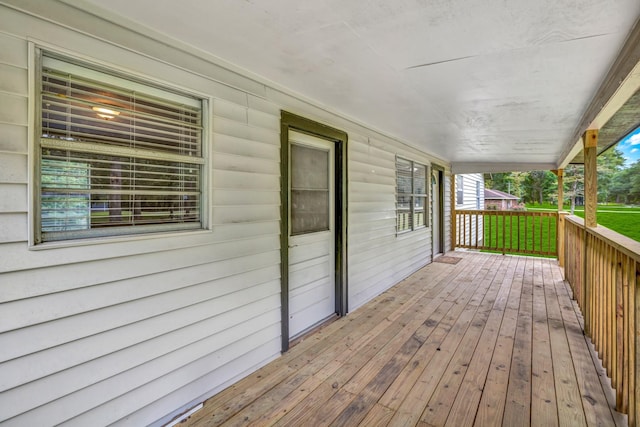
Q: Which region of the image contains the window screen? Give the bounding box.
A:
[290,143,330,235]
[38,54,204,243]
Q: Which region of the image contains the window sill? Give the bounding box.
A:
[29,227,212,251]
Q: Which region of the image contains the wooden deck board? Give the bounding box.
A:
[184,252,625,427]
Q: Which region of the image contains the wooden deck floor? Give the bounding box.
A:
[184,252,626,427]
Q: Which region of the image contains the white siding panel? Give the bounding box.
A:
[213,117,279,146]
[0,252,280,334]
[0,183,27,212]
[213,170,279,190]
[0,123,28,153]
[5,321,282,426]
[120,338,281,427]
[0,92,27,125]
[73,336,282,427]
[213,205,279,224]
[1,290,281,392]
[0,152,27,183]
[247,94,281,116]
[213,132,279,160]
[0,235,279,306]
[248,109,280,131]
[0,63,27,95]
[1,292,279,417]
[213,98,248,123]
[0,213,26,243]
[0,32,27,68]
[213,152,279,175]
[213,189,279,207]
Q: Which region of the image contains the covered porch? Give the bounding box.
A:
[184,251,624,427]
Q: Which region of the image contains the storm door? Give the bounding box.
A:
[287,130,336,340]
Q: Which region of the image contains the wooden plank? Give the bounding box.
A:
[545,260,588,426]
[356,403,394,427]
[275,257,490,427]
[188,269,427,426]
[444,256,518,427]
[387,256,503,426]
[502,257,534,427]
[530,258,559,427]
[474,257,525,427]
[549,259,624,427]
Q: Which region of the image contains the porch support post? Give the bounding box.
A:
[584,130,598,228]
[553,169,565,266]
[451,173,456,251]
[555,169,564,211]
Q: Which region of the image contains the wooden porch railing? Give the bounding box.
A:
[455,209,558,257]
[564,215,640,425]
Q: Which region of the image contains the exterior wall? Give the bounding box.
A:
[0,3,451,426]
[456,173,485,210]
[454,173,484,245]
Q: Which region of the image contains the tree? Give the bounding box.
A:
[597,146,626,203]
[523,171,556,204]
[563,165,584,213]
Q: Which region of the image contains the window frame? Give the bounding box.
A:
[396,156,429,234]
[33,49,210,246]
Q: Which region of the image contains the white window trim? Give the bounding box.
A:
[30,47,212,248]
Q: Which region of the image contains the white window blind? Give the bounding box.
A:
[396,157,428,233]
[38,54,204,243]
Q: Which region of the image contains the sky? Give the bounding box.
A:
[617,127,640,166]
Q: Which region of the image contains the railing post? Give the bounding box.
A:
[583,226,590,336]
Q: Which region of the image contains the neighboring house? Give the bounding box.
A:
[454,174,484,246]
[455,173,485,210]
[484,188,520,210]
[0,5,451,426]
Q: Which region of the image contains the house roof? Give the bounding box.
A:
[17,1,640,172]
[484,189,519,200]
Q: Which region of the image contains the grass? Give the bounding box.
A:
[482,214,557,257]
[526,203,640,242]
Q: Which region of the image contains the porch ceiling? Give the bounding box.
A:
[66,1,640,170]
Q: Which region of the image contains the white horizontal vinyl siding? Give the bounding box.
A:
[0,4,452,426]
[347,136,433,310]
[0,14,282,426]
[455,173,484,246]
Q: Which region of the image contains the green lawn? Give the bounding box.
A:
[526,203,640,242]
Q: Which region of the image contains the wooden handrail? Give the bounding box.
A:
[564,215,640,425]
[455,209,558,257]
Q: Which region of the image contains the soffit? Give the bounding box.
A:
[67,0,640,169]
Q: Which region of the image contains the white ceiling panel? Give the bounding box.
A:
[70,0,640,168]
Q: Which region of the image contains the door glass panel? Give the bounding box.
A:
[291,143,329,235]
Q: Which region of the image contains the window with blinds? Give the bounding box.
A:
[37,53,205,243]
[396,157,428,233]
